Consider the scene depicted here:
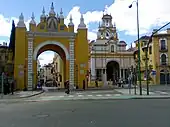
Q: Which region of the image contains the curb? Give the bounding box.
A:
[19,90,44,98]
[26,95,170,102]
[0,91,45,104]
[130,96,170,99]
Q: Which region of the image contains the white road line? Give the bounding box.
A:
[160,92,168,94]
[76,93,83,95]
[105,94,111,96]
[78,95,84,97]
[87,95,93,97]
[114,94,122,96]
[68,95,74,97]
[59,96,64,98]
[96,94,102,97]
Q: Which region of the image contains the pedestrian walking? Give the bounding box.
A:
[83,79,85,90]
[11,80,14,95]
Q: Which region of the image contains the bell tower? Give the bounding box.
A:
[97,13,118,40]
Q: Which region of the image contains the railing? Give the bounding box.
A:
[157,62,170,67]
[159,47,168,52]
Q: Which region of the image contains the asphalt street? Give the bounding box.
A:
[0,99,170,127]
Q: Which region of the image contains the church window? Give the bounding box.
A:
[111,45,114,52]
[47,18,58,31]
[40,24,45,29]
[60,25,64,30]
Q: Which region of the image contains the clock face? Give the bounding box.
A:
[105,30,110,39]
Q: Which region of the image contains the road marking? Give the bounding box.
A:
[160,92,168,94]
[105,94,111,96]
[68,95,74,97]
[78,95,84,97]
[76,93,83,95]
[96,94,102,97]
[87,95,93,97]
[114,94,122,96]
[59,96,64,98]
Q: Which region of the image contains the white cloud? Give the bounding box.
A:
[0,14,30,38]
[1,0,170,39]
[1,0,170,64]
[38,51,55,66]
[66,0,170,36]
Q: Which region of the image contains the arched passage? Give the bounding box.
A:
[33,41,69,60]
[106,61,119,82]
[160,69,170,85]
[32,41,69,88]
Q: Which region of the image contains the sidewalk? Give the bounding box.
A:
[0,90,44,100]
[114,88,170,99]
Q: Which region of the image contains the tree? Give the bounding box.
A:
[8,20,16,60]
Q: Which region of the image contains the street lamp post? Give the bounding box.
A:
[145,22,170,95]
[129,0,142,95]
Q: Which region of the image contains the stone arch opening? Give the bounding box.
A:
[106,61,119,83]
[160,69,170,85]
[33,41,69,88]
[160,53,167,65]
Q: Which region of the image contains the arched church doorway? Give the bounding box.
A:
[32,41,69,89]
[160,69,170,85]
[106,61,119,83]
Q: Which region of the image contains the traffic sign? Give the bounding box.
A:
[151,70,156,76]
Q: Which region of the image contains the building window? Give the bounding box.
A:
[96,69,102,81]
[60,26,64,30]
[161,54,167,65]
[111,45,114,52]
[160,39,167,50]
[149,46,152,54]
[40,24,45,29]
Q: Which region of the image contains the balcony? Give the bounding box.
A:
[159,47,168,52]
[158,62,170,67]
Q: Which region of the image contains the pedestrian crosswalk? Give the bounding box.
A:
[27,93,123,102]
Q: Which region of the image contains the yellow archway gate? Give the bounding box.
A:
[13,3,89,90]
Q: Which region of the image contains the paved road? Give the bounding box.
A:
[0,99,170,127]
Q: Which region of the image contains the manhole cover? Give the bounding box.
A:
[33,114,49,118]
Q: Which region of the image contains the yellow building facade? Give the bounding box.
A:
[14,3,89,90]
[134,28,170,85]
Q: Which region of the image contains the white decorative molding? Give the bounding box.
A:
[69,38,75,90]
[27,32,76,38]
[27,38,33,90]
[33,41,70,60]
[160,53,168,64]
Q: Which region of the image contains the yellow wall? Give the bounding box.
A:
[75,29,89,88]
[14,27,27,90]
[134,33,170,85]
[14,11,89,90]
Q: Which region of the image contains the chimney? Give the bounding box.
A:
[167,28,170,34]
[153,29,158,34]
[3,42,7,46]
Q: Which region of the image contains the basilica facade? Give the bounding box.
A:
[90,14,135,85]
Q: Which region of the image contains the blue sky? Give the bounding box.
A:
[0,0,170,65]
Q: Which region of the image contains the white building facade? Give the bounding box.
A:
[90,13,135,84]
